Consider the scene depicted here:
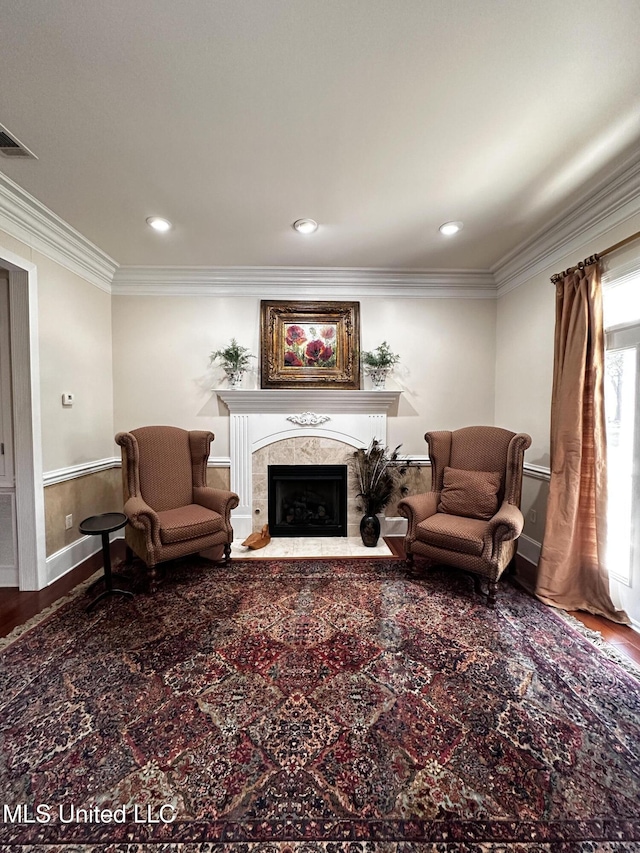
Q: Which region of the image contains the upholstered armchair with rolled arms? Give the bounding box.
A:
[397,426,531,608]
[115,426,239,589]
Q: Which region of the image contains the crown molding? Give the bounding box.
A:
[112,265,497,298]
[6,143,639,302]
[0,172,118,292]
[492,150,640,297]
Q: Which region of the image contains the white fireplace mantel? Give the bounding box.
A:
[216,389,401,414]
[216,389,402,538]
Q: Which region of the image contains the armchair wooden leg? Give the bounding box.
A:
[224,542,231,563]
[147,565,158,595]
[125,545,134,563]
[405,549,414,569]
[487,580,498,609]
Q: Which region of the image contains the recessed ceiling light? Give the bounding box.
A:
[146,216,172,232]
[439,221,463,236]
[293,218,318,234]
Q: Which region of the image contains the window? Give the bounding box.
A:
[603,259,640,588]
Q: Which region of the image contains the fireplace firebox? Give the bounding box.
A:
[268,465,347,537]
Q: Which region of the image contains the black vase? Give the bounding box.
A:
[360,513,381,547]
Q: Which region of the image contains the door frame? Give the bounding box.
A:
[1,244,46,590]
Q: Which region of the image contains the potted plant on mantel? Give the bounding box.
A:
[210,338,255,388]
[352,439,411,546]
[362,341,400,389]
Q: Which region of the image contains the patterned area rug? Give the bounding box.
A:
[1,556,640,853]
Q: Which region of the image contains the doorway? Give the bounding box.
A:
[0,272,17,584]
[0,247,46,590]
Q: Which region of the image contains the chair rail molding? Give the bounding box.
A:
[43,455,231,485]
[523,462,551,481]
[43,457,121,486]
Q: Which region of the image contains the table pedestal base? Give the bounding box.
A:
[79,515,133,613]
[87,585,134,612]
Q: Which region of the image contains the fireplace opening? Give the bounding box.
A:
[268,464,347,537]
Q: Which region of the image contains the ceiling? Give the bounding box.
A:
[1,0,639,271]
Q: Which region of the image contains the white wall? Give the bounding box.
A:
[35,252,114,471]
[111,294,497,457]
[0,229,114,473]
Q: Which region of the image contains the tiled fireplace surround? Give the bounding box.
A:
[217,390,403,540]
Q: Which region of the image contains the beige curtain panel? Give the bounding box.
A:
[536,261,629,624]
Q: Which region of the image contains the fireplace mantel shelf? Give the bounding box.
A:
[216,388,401,414]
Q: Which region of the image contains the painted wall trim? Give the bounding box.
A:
[3,149,639,303]
[43,456,121,485]
[42,455,545,485]
[5,251,47,591]
[43,456,231,485]
[112,266,498,299]
[406,457,548,481]
[518,532,542,566]
[493,149,640,296]
[523,463,551,481]
[208,457,232,468]
[46,532,124,586]
[0,171,118,292]
[0,567,18,586]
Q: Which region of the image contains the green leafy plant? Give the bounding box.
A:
[352,439,411,515]
[361,341,400,369]
[209,338,255,372]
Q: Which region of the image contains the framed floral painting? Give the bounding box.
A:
[260,300,361,389]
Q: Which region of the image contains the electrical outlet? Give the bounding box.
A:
[528,509,537,523]
[65,514,73,530]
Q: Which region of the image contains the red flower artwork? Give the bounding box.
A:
[285,325,307,347]
[305,339,325,362]
[282,323,337,370]
[320,325,336,341]
[284,351,303,366]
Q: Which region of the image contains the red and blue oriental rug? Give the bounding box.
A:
[1,556,639,852]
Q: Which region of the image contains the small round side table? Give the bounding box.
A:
[79,512,133,612]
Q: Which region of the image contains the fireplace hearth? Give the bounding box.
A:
[268,465,347,537]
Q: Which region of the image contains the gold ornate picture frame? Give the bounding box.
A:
[260,300,361,389]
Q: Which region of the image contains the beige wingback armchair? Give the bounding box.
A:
[397,426,531,607]
[116,426,239,588]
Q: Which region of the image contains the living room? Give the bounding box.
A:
[1,3,640,846]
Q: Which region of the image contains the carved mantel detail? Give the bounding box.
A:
[286,412,331,426]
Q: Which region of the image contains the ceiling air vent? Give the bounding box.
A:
[0,125,37,159]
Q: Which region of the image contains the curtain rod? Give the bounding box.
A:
[550,228,640,283]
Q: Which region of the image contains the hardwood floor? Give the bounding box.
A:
[1,539,638,671]
[0,540,125,638]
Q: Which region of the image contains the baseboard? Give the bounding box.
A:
[517,533,541,566]
[382,516,408,537]
[46,533,125,586]
[0,566,19,586]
